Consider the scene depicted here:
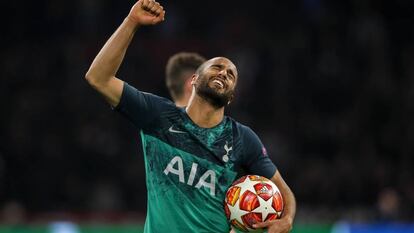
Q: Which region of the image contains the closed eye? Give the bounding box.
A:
[227,70,235,80]
[210,64,222,70]
[210,64,235,80]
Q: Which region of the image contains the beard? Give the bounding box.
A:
[195,77,234,108]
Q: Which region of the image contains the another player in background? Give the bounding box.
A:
[165,52,206,107]
[85,0,296,232]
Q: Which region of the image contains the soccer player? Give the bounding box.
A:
[166,54,242,233]
[165,52,206,107]
[85,0,296,232]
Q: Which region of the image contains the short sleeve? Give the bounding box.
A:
[241,126,277,179]
[114,82,174,130]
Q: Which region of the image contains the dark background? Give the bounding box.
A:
[1,0,414,223]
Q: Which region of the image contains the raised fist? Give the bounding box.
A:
[127,0,165,26]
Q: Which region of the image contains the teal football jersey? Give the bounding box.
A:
[115,83,277,233]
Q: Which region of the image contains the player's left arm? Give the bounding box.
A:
[241,126,296,233]
[253,170,296,233]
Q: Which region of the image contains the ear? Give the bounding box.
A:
[227,93,234,105]
[190,74,198,85]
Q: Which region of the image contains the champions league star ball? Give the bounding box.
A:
[224,175,284,232]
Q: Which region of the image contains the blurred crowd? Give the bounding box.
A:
[1,0,414,223]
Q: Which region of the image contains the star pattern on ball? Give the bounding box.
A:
[253,195,277,221]
[238,177,261,196]
[227,197,249,225]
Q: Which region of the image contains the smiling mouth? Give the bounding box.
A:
[211,78,226,89]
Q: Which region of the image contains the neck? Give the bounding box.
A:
[186,94,225,128]
[174,92,192,107]
[175,99,187,108]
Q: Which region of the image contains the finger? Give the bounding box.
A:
[147,0,155,11]
[160,10,166,21]
[152,12,164,24]
[154,7,163,17]
[137,0,144,7]
[150,2,161,14]
[252,220,274,229]
[141,0,150,9]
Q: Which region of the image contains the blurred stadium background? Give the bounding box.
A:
[1,0,414,232]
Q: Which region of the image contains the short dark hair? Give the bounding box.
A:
[166,52,206,101]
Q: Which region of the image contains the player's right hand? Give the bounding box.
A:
[127,0,165,26]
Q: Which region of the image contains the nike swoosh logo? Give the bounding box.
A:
[168,126,186,134]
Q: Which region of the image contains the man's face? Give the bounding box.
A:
[192,57,238,108]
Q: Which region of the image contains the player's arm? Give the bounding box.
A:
[253,171,296,233]
[85,0,165,107]
[241,126,296,233]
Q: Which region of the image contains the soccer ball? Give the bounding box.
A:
[224,175,284,232]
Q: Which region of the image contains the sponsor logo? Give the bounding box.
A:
[163,156,216,196]
[168,125,186,134]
